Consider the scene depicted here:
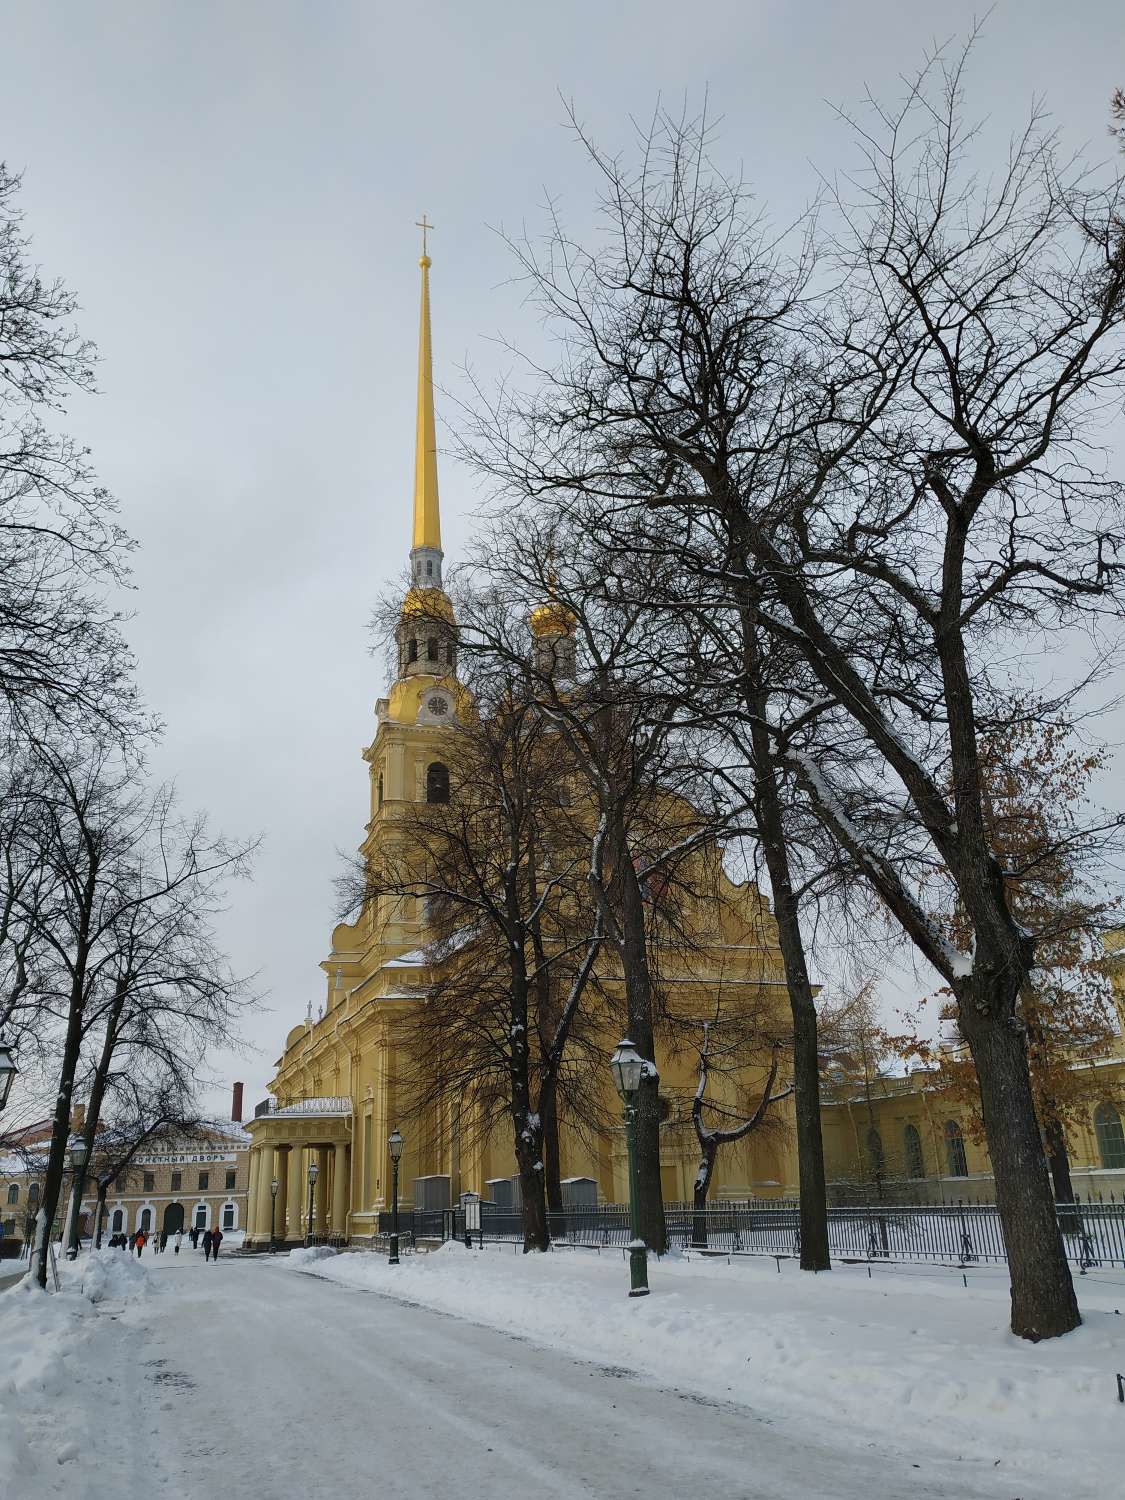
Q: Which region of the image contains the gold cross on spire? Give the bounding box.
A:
[416,215,434,257]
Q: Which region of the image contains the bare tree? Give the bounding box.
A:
[8,736,253,1287]
[684,1003,792,1246]
[461,45,1125,1336]
[343,657,601,1251]
[0,163,140,741]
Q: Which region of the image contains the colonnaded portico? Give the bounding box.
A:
[243,1098,352,1246]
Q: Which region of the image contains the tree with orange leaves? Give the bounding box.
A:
[920,716,1119,1204]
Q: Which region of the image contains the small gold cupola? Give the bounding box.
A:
[529,568,578,683]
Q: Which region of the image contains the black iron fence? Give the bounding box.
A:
[379,1194,1125,1269]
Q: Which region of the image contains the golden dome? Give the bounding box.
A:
[529,599,578,638]
[401,586,455,624]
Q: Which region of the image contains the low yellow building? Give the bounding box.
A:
[820,931,1125,1202]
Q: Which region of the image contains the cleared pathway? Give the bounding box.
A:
[99,1254,1032,1500]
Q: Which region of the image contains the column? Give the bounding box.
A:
[255,1143,275,1244]
[331,1142,349,1237]
[245,1148,261,1240]
[274,1145,290,1242]
[315,1146,329,1233]
[286,1143,304,1239]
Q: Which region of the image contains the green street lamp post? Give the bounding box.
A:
[305,1160,319,1246]
[269,1176,280,1252]
[610,1039,650,1297]
[388,1127,404,1265]
[0,1042,17,1112]
[65,1140,89,1262]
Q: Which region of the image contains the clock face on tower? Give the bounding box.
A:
[426,694,450,718]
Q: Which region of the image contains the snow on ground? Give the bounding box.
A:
[286,1241,1125,1496]
[0,1250,154,1494]
[2,1242,1121,1498]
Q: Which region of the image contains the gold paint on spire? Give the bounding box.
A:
[412,218,441,551]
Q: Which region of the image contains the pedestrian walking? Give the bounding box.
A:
[174,1229,183,1254]
[210,1227,224,1261]
[189,1225,199,1250]
[135,1231,146,1257]
[159,1230,168,1253]
[129,1232,137,1253]
[202,1228,213,1262]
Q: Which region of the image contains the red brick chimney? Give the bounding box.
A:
[231,1081,244,1123]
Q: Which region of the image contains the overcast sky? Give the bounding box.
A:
[2,2,1122,1119]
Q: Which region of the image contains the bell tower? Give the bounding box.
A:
[393,228,458,695]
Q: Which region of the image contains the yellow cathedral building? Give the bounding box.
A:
[241,249,1125,1248]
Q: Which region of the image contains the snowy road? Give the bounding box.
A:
[68,1254,1032,1500]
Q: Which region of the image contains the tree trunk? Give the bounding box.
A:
[613,823,667,1253]
[34,978,86,1288]
[93,1185,108,1249]
[742,651,831,1272]
[692,1143,716,1247]
[957,976,1080,1340]
[515,1128,550,1252]
[541,1077,563,1215]
[1042,1112,1076,1206]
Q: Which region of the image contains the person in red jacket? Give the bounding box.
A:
[210,1226,224,1260]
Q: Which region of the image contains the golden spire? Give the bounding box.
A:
[412,217,441,552]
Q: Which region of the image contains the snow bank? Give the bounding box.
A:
[80,1245,151,1304]
[287,1245,339,1267]
[0,1252,152,1496]
[0,1281,95,1495]
[286,1244,1125,1496]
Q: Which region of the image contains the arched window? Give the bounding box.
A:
[222,1203,237,1230]
[944,1120,968,1177]
[426,762,449,804]
[426,559,433,577]
[194,1204,208,1229]
[6,1183,18,1205]
[903,1123,925,1179]
[406,638,418,664]
[427,637,439,662]
[111,1208,124,1232]
[377,773,384,809]
[28,1182,39,1204]
[139,1208,152,1232]
[866,1128,885,1177]
[1093,1102,1125,1169]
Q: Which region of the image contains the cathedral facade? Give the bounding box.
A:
[241,250,798,1246]
[241,251,1125,1248]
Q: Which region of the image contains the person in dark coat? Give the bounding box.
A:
[159,1229,168,1253]
[210,1226,224,1260]
[202,1228,214,1261]
[128,1232,137,1252]
[189,1225,199,1249]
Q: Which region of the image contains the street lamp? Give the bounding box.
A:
[306,1160,319,1246]
[609,1039,649,1297]
[65,1140,89,1262]
[269,1176,280,1252]
[0,1042,17,1111]
[388,1127,404,1266]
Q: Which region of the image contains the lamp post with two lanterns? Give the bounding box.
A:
[610,1039,650,1298]
[388,1127,404,1265]
[0,1042,18,1112]
[305,1160,319,1245]
[64,1140,89,1261]
[269,1176,280,1251]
